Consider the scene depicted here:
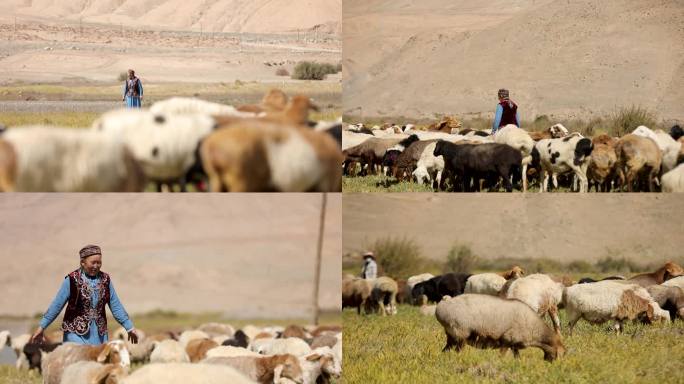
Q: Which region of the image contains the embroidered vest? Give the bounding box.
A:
[498,100,518,127]
[62,269,110,336]
[126,78,140,97]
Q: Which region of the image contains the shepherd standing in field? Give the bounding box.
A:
[491,88,520,134]
[122,69,143,108]
[30,245,140,345]
[361,251,377,279]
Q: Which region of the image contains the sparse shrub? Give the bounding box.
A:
[367,236,425,279]
[291,61,339,80]
[443,244,478,273]
[595,256,640,273]
[567,260,593,273]
[117,71,128,81]
[608,105,657,137]
[275,67,289,76]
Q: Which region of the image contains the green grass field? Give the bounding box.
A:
[342,175,576,193]
[343,305,684,384]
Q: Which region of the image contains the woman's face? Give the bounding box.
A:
[81,255,102,276]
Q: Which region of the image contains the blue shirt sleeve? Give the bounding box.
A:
[138,81,143,97]
[40,278,70,329]
[108,279,134,331]
[516,111,520,127]
[492,104,503,132]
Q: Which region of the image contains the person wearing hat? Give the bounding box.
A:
[361,251,377,279]
[122,69,143,108]
[491,88,520,135]
[30,245,139,345]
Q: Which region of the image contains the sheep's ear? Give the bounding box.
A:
[306,353,321,362]
[97,344,112,363]
[273,364,284,383]
[93,366,115,384]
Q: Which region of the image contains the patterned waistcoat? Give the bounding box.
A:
[126,77,141,97]
[62,269,110,336]
[498,100,518,127]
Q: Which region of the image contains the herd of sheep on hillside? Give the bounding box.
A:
[0,89,342,192]
[343,262,684,360]
[343,120,684,192]
[0,322,342,383]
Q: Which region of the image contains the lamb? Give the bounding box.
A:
[532,134,594,193]
[528,124,569,141]
[563,280,662,334]
[628,261,684,287]
[0,126,145,192]
[587,134,617,192]
[59,361,127,384]
[200,120,342,192]
[434,140,522,192]
[435,294,565,361]
[249,337,311,356]
[342,276,372,314]
[94,109,216,191]
[121,363,257,384]
[149,97,254,117]
[501,273,564,334]
[646,285,684,321]
[149,339,190,363]
[202,354,304,384]
[41,340,130,384]
[614,134,662,192]
[413,142,446,189]
[222,330,250,348]
[662,163,684,192]
[299,347,341,384]
[389,139,437,181]
[186,338,219,363]
[365,276,399,316]
[493,124,535,191]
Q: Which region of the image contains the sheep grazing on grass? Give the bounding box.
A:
[563,280,663,334]
[465,267,523,296]
[493,124,535,191]
[646,285,684,321]
[342,276,372,315]
[587,134,618,192]
[614,134,662,192]
[413,142,446,189]
[60,361,127,384]
[186,338,219,363]
[343,137,406,176]
[435,294,565,361]
[249,337,311,356]
[42,340,130,384]
[22,342,62,372]
[662,163,684,192]
[149,97,254,117]
[150,339,190,364]
[501,274,564,335]
[532,134,594,193]
[628,261,684,287]
[412,273,471,303]
[528,124,569,141]
[366,276,399,316]
[237,89,289,115]
[433,140,522,192]
[202,354,304,384]
[122,363,257,384]
[662,276,684,289]
[200,120,342,192]
[632,125,683,173]
[0,126,145,192]
[389,139,437,181]
[222,330,249,348]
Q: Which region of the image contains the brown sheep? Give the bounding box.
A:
[342,277,372,315]
[282,325,309,340]
[396,279,411,304]
[428,116,461,133]
[391,140,438,181]
[646,285,684,320]
[310,334,338,349]
[615,134,662,192]
[436,294,565,361]
[498,265,525,280]
[186,338,218,363]
[587,134,618,192]
[200,120,342,192]
[202,354,304,384]
[628,261,684,287]
[365,276,399,316]
[236,88,289,114]
[343,137,404,176]
[310,325,342,337]
[41,340,129,384]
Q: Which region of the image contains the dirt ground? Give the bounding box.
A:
[343,193,684,263]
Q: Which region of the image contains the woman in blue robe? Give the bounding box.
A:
[122,69,143,108]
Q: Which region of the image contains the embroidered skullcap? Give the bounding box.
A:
[362,251,375,259]
[498,88,509,100]
[79,244,102,259]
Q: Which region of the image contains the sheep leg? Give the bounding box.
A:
[569,164,588,193]
[549,306,562,335]
[540,170,548,193]
[511,348,521,359]
[614,320,623,334]
[442,332,463,352]
[522,163,528,192]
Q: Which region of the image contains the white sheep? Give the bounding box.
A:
[662,163,684,192]
[249,337,311,356]
[464,273,507,295]
[150,339,190,363]
[121,363,257,384]
[633,126,682,172]
[178,329,211,348]
[503,273,564,334]
[534,134,594,193]
[493,124,535,191]
[299,347,341,384]
[149,97,255,117]
[10,333,31,369]
[662,276,684,289]
[59,361,127,384]
[0,126,145,192]
[202,354,305,384]
[206,346,263,358]
[564,280,667,334]
[42,340,130,384]
[342,130,373,151]
[413,142,445,187]
[407,273,435,289]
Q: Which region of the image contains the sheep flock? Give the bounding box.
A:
[0,321,342,384]
[343,119,684,192]
[0,89,342,192]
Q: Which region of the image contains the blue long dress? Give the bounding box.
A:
[123,78,143,108]
[40,270,134,345]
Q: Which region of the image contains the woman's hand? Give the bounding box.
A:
[30,327,45,344]
[127,328,140,344]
